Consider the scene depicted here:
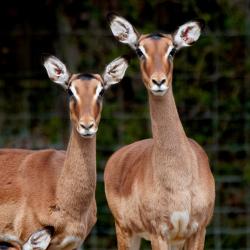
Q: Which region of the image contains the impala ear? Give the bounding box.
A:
[102,57,128,89]
[173,20,205,50]
[107,13,140,49]
[23,228,53,250]
[43,55,70,89]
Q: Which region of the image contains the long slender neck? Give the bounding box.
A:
[149,85,187,149]
[56,128,96,219]
[148,85,193,188]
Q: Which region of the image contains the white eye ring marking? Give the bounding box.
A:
[138,45,148,59]
[165,45,174,59]
[94,83,104,100]
[69,86,80,102]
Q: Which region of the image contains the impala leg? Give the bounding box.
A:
[184,228,206,250]
[115,223,141,250]
[150,236,169,250]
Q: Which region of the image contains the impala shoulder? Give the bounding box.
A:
[105,138,153,177]
[188,138,208,161]
[110,138,153,160]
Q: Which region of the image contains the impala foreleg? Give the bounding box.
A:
[184,228,206,250]
[115,223,141,250]
[150,236,169,250]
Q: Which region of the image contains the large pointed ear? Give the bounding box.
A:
[102,57,128,89]
[23,228,53,250]
[173,20,205,50]
[43,55,70,89]
[107,13,140,50]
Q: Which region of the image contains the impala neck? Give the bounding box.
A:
[56,128,96,219]
[149,85,187,148]
[148,84,193,187]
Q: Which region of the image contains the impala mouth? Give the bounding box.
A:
[152,89,166,94]
[77,127,98,138]
[81,133,94,138]
[151,84,169,96]
[151,88,168,96]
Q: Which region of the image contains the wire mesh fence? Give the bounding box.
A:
[0,0,250,249]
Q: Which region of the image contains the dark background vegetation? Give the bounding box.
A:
[0,0,250,249]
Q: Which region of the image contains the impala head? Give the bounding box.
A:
[44,55,128,138]
[108,14,204,96]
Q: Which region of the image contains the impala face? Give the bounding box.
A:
[44,56,128,138]
[137,34,174,96]
[67,74,104,137]
[108,14,204,96]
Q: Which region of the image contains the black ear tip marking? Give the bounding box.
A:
[41,54,57,66]
[122,54,131,63]
[122,52,135,64]
[196,19,205,31]
[44,226,55,236]
[106,12,118,23]
[41,53,52,65]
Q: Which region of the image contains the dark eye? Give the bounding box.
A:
[99,88,105,97]
[169,48,176,59]
[68,89,77,102]
[68,89,73,97]
[136,48,144,59]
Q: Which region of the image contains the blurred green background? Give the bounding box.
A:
[0,0,250,249]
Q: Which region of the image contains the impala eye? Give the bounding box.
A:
[169,48,176,59]
[136,48,144,59]
[68,88,73,97]
[99,88,105,97]
[68,88,77,102]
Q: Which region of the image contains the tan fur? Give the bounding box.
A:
[0,77,102,250]
[104,34,215,249]
[0,54,128,249]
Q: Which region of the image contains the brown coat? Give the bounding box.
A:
[0,129,96,250]
[104,87,215,249]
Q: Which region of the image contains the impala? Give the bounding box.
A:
[0,55,128,250]
[104,14,215,250]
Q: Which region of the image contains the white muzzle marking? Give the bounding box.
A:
[151,84,169,96]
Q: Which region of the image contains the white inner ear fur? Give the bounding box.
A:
[138,45,148,58]
[174,22,201,49]
[69,85,80,102]
[110,16,138,49]
[23,229,52,250]
[94,83,104,100]
[44,56,70,87]
[103,57,128,88]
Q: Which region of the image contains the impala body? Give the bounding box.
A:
[0,55,128,250]
[104,15,215,250]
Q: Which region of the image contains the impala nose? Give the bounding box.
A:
[80,122,94,130]
[152,78,166,86]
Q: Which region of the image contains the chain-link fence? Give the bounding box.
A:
[0,1,250,249]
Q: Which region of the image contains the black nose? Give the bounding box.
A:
[80,123,94,130]
[152,79,166,86]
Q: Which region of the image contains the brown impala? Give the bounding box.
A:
[104,14,215,250]
[0,55,128,250]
